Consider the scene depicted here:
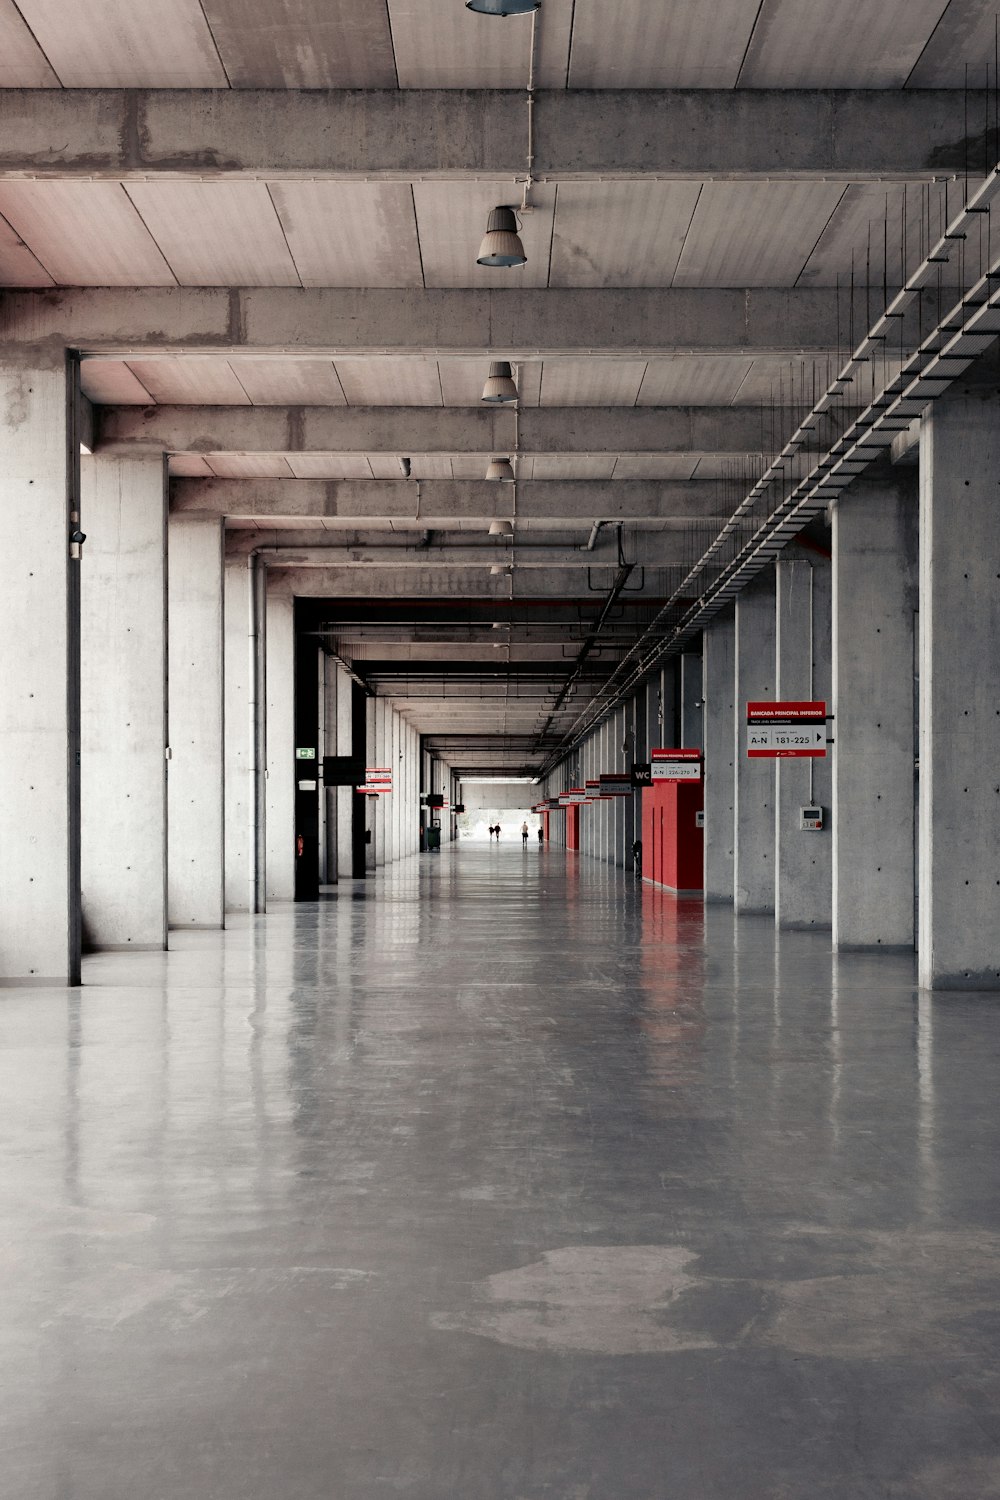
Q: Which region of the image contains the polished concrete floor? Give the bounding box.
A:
[3,845,1000,1499]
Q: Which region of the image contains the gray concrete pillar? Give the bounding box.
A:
[167,515,225,929]
[774,555,832,930]
[0,361,81,983]
[832,472,918,949]
[680,651,704,749]
[80,454,167,950]
[734,568,777,915]
[703,608,736,903]
[223,558,252,913]
[265,582,295,901]
[918,387,1000,988]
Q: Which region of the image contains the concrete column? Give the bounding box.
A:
[167,515,225,928]
[223,559,252,912]
[774,555,832,930]
[734,568,777,915]
[703,609,736,902]
[680,650,704,749]
[918,387,1000,988]
[336,664,353,880]
[80,454,167,950]
[365,698,377,872]
[832,472,918,949]
[0,360,81,984]
[264,582,295,901]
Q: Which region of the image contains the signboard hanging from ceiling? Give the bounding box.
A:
[651,748,703,781]
[746,701,827,758]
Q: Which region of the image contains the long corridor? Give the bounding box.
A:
[3,847,1000,1499]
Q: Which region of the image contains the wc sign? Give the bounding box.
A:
[746,701,827,758]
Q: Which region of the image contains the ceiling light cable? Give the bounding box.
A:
[521,6,539,212]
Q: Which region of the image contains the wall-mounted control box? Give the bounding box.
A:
[695,810,706,829]
[800,806,824,831]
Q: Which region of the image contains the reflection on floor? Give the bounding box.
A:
[2,845,1000,1499]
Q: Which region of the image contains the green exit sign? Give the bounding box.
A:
[295,747,316,760]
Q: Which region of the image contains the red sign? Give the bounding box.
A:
[746,701,827,758]
[651,748,703,782]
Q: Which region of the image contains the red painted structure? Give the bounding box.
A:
[566,803,581,850]
[642,780,704,893]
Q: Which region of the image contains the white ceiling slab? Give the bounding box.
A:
[126,359,251,405]
[450,457,492,480]
[389,0,574,88]
[550,183,701,288]
[569,0,761,86]
[740,0,950,86]
[907,1,998,85]
[673,182,848,288]
[80,361,153,404]
[15,0,227,86]
[230,359,347,406]
[168,455,214,476]
[407,457,456,480]
[207,454,293,478]
[413,183,554,290]
[525,457,617,480]
[0,182,175,286]
[437,359,544,408]
[289,456,375,479]
[202,0,397,86]
[0,2,59,85]
[538,359,647,407]
[734,356,839,406]
[125,183,298,287]
[269,182,423,289]
[612,457,700,479]
[691,457,761,480]
[798,181,963,288]
[335,357,443,406]
[0,214,53,287]
[637,356,753,406]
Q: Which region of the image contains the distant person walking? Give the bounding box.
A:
[521,821,529,846]
[537,827,544,845]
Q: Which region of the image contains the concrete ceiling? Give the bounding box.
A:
[1,0,989,768]
[0,0,988,88]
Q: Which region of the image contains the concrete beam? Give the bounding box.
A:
[272,567,671,598]
[2,287,918,359]
[98,405,831,458]
[0,90,984,182]
[231,538,687,567]
[172,478,733,524]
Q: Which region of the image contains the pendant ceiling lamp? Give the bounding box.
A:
[477,207,527,268]
[466,0,539,13]
[481,361,518,403]
[488,519,514,534]
[486,457,515,482]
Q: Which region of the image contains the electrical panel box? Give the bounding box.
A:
[800,806,824,831]
[695,810,705,829]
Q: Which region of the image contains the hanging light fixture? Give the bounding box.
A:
[481,361,518,404]
[467,0,539,14]
[488,519,514,535]
[490,563,514,575]
[477,207,526,268]
[486,457,515,482]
